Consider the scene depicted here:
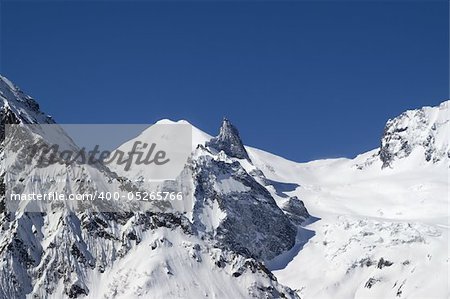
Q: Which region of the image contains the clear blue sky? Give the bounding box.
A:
[1,1,448,162]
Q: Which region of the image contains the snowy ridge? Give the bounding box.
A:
[0,76,54,125]
[379,100,449,168]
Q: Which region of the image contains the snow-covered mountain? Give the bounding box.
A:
[0,75,303,299]
[0,74,448,299]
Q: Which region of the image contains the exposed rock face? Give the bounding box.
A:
[0,106,20,142]
[192,151,297,260]
[281,196,310,226]
[379,101,449,168]
[206,118,251,161]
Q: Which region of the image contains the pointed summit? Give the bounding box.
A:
[206,118,251,161]
[0,75,54,125]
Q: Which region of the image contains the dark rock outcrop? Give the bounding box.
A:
[206,118,251,161]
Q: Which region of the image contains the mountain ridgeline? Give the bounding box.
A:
[0,74,448,299]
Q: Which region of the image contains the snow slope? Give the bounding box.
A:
[246,102,449,299]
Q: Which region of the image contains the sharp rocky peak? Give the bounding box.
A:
[206,118,251,161]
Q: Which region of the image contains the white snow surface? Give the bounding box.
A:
[247,141,449,298]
